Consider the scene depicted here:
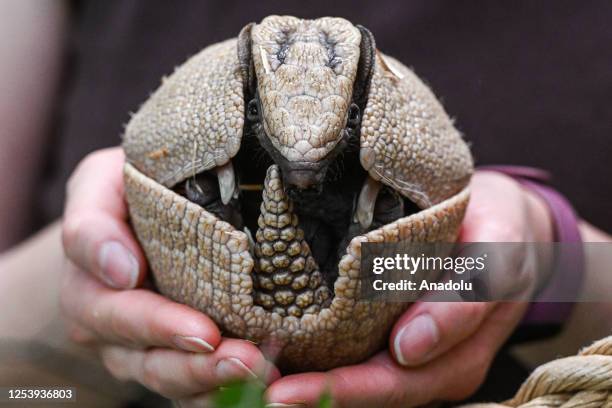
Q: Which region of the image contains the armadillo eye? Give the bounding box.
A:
[247,99,259,122]
[347,103,360,128]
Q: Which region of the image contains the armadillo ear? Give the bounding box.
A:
[237,22,256,97]
[354,25,376,109]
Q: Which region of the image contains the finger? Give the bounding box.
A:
[62,147,146,289]
[61,266,221,352]
[459,172,540,300]
[459,171,526,243]
[390,301,495,366]
[100,338,280,399]
[266,303,525,408]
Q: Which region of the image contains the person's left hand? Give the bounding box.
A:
[265,171,553,407]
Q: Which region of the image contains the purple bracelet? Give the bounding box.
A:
[478,165,584,325]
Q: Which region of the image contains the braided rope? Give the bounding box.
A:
[462,336,612,408]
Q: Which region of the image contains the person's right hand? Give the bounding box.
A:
[60,147,279,406]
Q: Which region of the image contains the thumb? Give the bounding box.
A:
[62,147,146,289]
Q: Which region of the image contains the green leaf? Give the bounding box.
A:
[317,390,333,408]
[211,380,266,408]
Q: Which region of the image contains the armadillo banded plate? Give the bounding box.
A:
[124,162,469,371]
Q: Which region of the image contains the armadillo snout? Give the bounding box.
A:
[276,158,329,191]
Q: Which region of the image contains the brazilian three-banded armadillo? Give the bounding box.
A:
[122,15,473,372]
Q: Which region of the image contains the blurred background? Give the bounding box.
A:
[0,1,610,406]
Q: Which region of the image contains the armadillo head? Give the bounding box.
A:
[241,16,375,191]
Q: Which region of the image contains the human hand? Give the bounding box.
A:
[264,171,553,407]
[61,148,279,404]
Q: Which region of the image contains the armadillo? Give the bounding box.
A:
[122,15,473,372]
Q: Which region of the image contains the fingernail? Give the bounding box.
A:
[216,357,258,382]
[394,314,439,366]
[173,335,215,353]
[98,241,139,289]
[266,403,307,408]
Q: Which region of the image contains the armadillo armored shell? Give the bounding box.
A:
[122,16,473,372]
